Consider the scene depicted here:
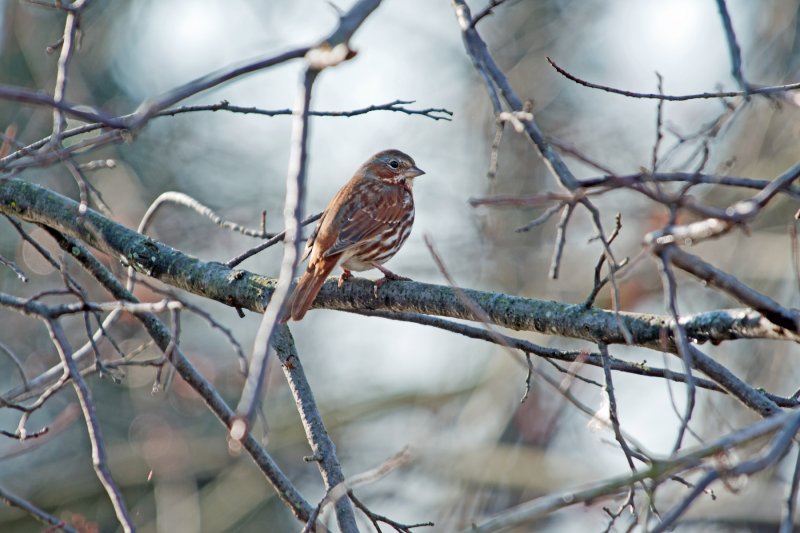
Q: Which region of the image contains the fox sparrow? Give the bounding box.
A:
[285,149,425,321]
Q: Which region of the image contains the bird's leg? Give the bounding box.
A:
[371,262,411,297]
[338,269,353,288]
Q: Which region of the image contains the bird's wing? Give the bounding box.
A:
[302,211,326,261]
[323,187,409,258]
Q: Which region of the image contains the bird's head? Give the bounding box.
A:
[361,149,425,185]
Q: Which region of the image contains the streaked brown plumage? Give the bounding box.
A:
[285,149,424,321]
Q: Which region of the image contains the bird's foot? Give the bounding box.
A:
[371,263,411,297]
[338,269,353,288]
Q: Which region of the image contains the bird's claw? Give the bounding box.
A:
[373,273,412,298]
[338,270,353,288]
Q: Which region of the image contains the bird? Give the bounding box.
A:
[284,149,425,321]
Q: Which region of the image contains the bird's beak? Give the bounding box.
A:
[404,165,425,179]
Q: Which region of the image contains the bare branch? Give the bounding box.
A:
[138,191,275,239]
[51,0,87,143]
[453,3,579,190]
[1,178,796,351]
[0,99,451,169]
[470,0,509,27]
[547,57,800,101]
[515,202,564,233]
[0,485,79,533]
[666,245,800,333]
[235,65,318,426]
[225,212,323,268]
[714,0,748,92]
[780,446,800,533]
[45,319,134,532]
[0,340,29,391]
[345,308,799,406]
[655,249,697,452]
[0,253,28,282]
[549,202,574,279]
[0,84,124,128]
[651,411,800,532]
[272,325,358,533]
[25,230,314,520]
[157,99,452,121]
[125,0,381,128]
[598,343,644,483]
[578,172,800,199]
[467,410,800,532]
[687,344,780,417]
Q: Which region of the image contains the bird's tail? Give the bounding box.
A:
[284,260,336,321]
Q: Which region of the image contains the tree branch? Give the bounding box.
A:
[16,230,314,521]
[45,319,134,533]
[1,177,796,351]
[0,485,79,533]
[273,325,358,533]
[467,410,800,532]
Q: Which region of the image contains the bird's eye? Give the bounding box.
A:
[388,159,400,169]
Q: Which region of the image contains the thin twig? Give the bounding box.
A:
[350,491,434,533]
[467,410,800,533]
[235,65,319,426]
[17,229,314,520]
[306,448,426,531]
[792,217,800,303]
[0,485,79,533]
[714,0,748,92]
[651,412,800,533]
[138,191,276,239]
[583,213,623,307]
[656,248,697,453]
[515,202,564,233]
[780,445,800,533]
[45,319,134,533]
[157,99,452,121]
[578,171,800,199]
[549,136,619,176]
[666,245,800,333]
[487,121,504,180]
[470,0,509,27]
[0,99,452,170]
[547,57,800,101]
[598,343,643,500]
[0,254,28,282]
[549,202,574,279]
[51,0,87,144]
[0,340,29,391]
[651,72,665,172]
[225,212,323,268]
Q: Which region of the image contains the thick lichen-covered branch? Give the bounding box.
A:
[1,177,796,351]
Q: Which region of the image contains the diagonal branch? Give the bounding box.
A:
[235,65,318,426]
[467,409,800,532]
[666,245,800,333]
[272,325,358,533]
[0,485,79,533]
[45,319,134,533]
[714,0,748,91]
[32,231,314,521]
[125,0,381,129]
[453,1,579,190]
